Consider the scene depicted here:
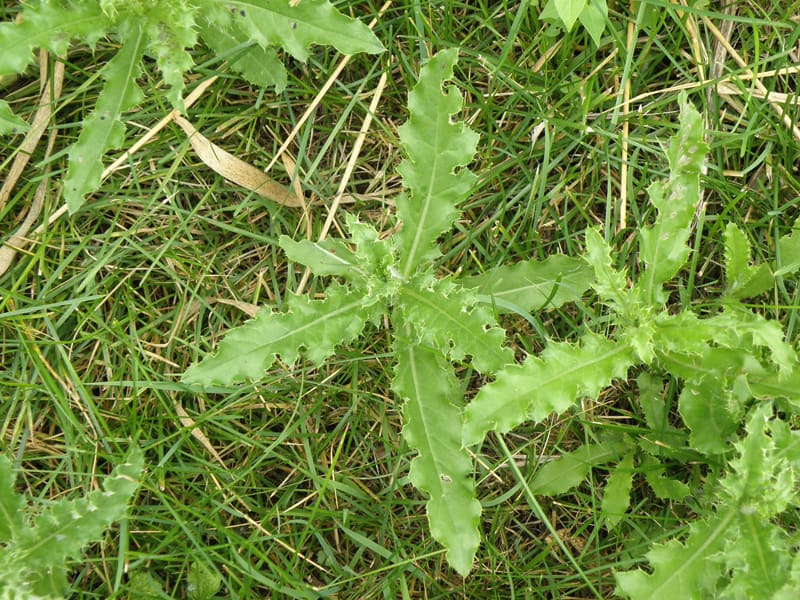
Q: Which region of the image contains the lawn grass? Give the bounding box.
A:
[2,0,800,597]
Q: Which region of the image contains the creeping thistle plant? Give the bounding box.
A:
[184,49,591,575]
[0,449,143,599]
[0,0,383,212]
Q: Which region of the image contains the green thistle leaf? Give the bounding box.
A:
[63,23,146,213]
[463,334,635,447]
[183,282,384,385]
[395,48,479,277]
[464,254,593,313]
[397,277,512,373]
[0,100,29,135]
[723,223,774,300]
[393,330,481,577]
[636,93,708,306]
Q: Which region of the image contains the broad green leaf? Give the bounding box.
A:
[397,277,512,373]
[775,217,800,277]
[0,100,29,135]
[17,448,143,597]
[198,24,287,91]
[578,0,608,46]
[187,561,222,600]
[529,441,623,496]
[723,223,773,300]
[395,48,479,277]
[393,331,481,577]
[0,0,109,75]
[224,0,384,61]
[0,455,25,543]
[464,254,593,313]
[602,452,634,530]
[63,23,146,213]
[182,283,383,385]
[584,227,636,320]
[279,236,360,278]
[553,0,587,31]
[463,334,635,447]
[636,94,707,306]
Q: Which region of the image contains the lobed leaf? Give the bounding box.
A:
[0,0,109,76]
[464,254,593,313]
[723,223,773,300]
[222,0,384,62]
[678,378,742,455]
[279,236,361,279]
[463,334,635,447]
[62,23,146,213]
[139,1,198,109]
[393,330,481,577]
[640,455,690,501]
[636,93,708,306]
[584,227,636,320]
[395,48,479,277]
[396,277,513,373]
[183,283,384,386]
[198,23,287,91]
[15,448,143,597]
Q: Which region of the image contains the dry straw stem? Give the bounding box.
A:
[0,50,64,277]
[703,15,800,143]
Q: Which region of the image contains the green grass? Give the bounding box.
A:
[2,0,800,597]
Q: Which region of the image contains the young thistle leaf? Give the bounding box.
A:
[529,441,625,496]
[602,452,634,530]
[636,93,708,306]
[0,456,25,543]
[393,331,481,577]
[63,23,146,213]
[584,228,636,320]
[723,223,773,300]
[464,254,593,313]
[221,0,384,62]
[395,48,479,277]
[182,283,384,385]
[0,0,109,75]
[463,334,635,447]
[397,277,512,373]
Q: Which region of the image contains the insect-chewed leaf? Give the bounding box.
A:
[395,48,479,277]
[397,277,512,373]
[463,334,635,447]
[0,100,29,136]
[723,223,773,300]
[393,331,481,577]
[0,0,109,75]
[223,0,384,62]
[183,283,383,386]
[636,93,708,306]
[464,254,593,313]
[63,24,146,213]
